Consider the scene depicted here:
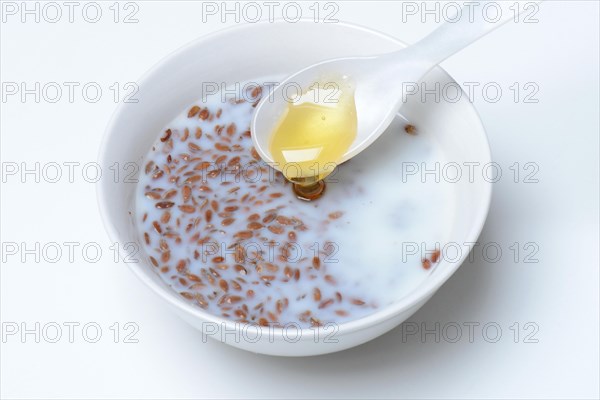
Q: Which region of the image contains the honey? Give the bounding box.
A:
[269,78,357,199]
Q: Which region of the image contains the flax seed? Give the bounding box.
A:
[329,211,343,220]
[183,175,202,184]
[181,186,191,202]
[250,86,262,98]
[160,129,172,142]
[318,299,334,309]
[226,295,242,304]
[247,221,263,230]
[431,249,441,263]
[222,218,235,226]
[188,105,200,118]
[215,143,231,152]
[188,142,201,152]
[181,128,190,142]
[268,225,284,234]
[176,259,187,273]
[234,230,252,240]
[219,279,229,292]
[145,161,155,175]
[178,205,196,213]
[422,258,431,270]
[226,123,236,135]
[146,191,161,200]
[351,298,366,306]
[313,287,322,301]
[232,264,247,275]
[159,239,169,252]
[199,108,209,120]
[275,215,292,225]
[163,189,177,200]
[312,257,321,270]
[231,280,242,291]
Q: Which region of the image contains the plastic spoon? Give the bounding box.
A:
[252,1,538,166]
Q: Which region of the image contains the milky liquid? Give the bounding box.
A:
[135,78,456,327]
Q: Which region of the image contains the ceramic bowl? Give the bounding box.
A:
[98,20,492,356]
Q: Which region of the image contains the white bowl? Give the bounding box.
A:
[98,21,492,356]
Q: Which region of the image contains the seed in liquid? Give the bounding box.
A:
[269,80,357,194]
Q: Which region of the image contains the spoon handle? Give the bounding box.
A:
[402,0,541,67]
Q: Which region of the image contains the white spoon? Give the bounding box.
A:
[252,1,538,167]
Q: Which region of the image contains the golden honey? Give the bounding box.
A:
[269,79,357,199]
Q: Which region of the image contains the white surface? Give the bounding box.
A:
[1,1,598,398]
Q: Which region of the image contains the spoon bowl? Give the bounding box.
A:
[251,53,428,165]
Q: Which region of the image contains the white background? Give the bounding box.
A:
[1,1,599,399]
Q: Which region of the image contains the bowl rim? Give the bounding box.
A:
[97,19,493,338]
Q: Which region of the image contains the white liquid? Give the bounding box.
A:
[135,78,455,327]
